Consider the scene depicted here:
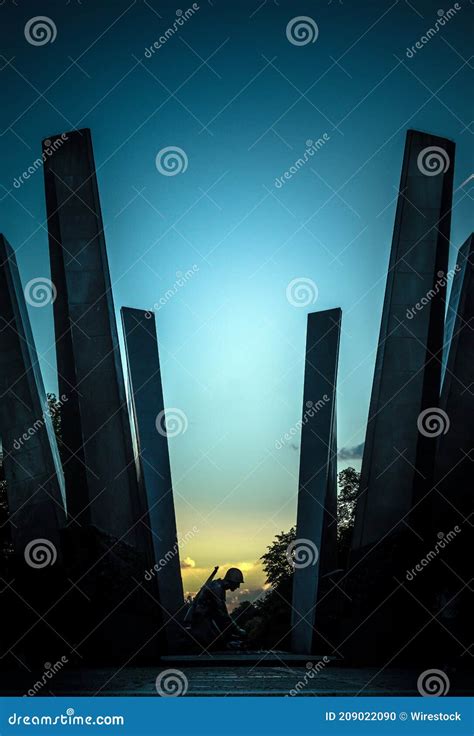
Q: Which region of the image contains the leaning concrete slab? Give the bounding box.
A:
[42,130,169,662]
[346,130,455,664]
[43,129,148,549]
[291,308,341,654]
[121,307,184,620]
[0,234,66,556]
[428,233,474,658]
[352,130,455,551]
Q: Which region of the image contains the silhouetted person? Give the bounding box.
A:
[190,568,246,651]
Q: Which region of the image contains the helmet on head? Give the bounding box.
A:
[224,567,244,584]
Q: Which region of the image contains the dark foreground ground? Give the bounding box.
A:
[2,657,472,697]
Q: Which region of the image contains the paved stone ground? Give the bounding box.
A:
[2,665,472,696]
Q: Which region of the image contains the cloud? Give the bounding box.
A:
[180,556,196,569]
[226,585,268,611]
[338,442,364,460]
[180,560,264,598]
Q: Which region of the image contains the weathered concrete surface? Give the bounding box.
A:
[352,130,455,549]
[427,233,474,659]
[43,129,148,549]
[121,307,184,629]
[0,234,66,555]
[437,233,474,509]
[2,663,472,696]
[291,309,341,654]
[345,131,456,664]
[42,130,165,663]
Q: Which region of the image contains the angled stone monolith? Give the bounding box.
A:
[42,130,166,661]
[291,308,341,654]
[428,234,474,658]
[352,131,455,551]
[43,129,148,548]
[0,234,66,556]
[346,130,455,663]
[121,307,184,622]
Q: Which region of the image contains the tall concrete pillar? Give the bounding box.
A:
[0,235,66,555]
[42,130,167,662]
[429,234,473,658]
[121,307,184,621]
[352,130,455,550]
[43,129,147,548]
[291,308,341,654]
[346,130,455,663]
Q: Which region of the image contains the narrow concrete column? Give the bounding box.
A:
[0,234,66,556]
[346,130,455,664]
[291,308,341,654]
[121,307,184,624]
[43,129,147,548]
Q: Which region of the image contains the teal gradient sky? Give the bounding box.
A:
[1,0,472,597]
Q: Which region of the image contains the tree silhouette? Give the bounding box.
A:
[337,466,361,568]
